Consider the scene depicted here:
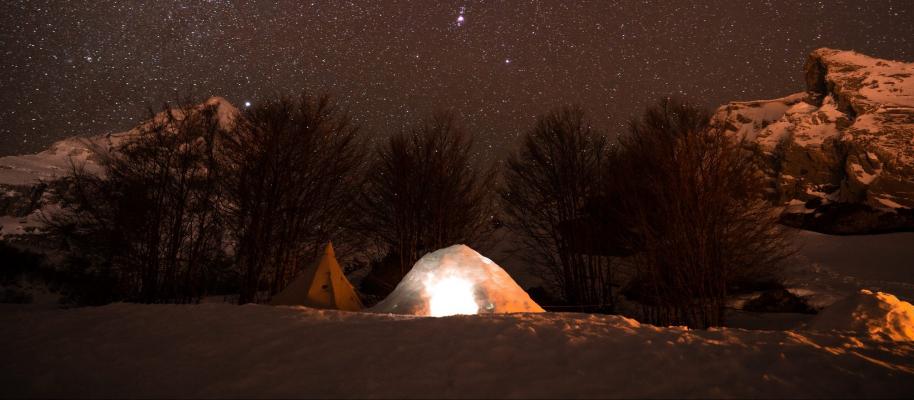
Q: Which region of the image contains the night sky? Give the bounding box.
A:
[1,0,912,156]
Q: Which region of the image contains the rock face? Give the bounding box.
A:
[714,48,914,234]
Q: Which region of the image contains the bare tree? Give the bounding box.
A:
[220,93,365,304]
[359,111,497,296]
[46,100,229,304]
[606,98,792,328]
[500,105,615,311]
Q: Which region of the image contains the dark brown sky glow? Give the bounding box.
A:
[1,0,912,155]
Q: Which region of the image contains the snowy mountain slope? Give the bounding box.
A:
[714,48,914,233]
[1,302,912,398]
[0,135,110,186]
[0,96,238,187]
[0,97,239,239]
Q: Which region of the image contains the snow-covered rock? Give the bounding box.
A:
[808,289,914,342]
[370,245,545,316]
[714,48,914,233]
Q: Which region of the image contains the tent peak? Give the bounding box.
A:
[324,242,335,257]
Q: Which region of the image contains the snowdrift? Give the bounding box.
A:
[808,289,914,341]
[2,303,913,398]
[370,245,544,316]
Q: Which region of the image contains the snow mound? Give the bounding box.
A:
[370,245,545,316]
[808,289,914,341]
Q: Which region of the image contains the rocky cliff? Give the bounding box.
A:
[714,48,914,234]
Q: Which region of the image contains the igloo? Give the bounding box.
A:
[370,245,545,317]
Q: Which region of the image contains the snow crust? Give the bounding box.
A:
[370,245,545,316]
[1,303,912,398]
[808,289,914,342]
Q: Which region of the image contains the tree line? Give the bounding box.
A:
[43,93,790,328]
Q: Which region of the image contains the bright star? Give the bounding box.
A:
[244,101,252,107]
[455,6,466,27]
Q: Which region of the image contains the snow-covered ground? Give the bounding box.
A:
[1,302,912,399]
[788,230,914,305]
[727,230,914,331]
[1,231,912,398]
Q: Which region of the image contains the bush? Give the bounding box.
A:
[46,99,229,304]
[605,98,792,328]
[0,241,44,285]
[359,112,497,296]
[500,105,615,311]
[221,93,366,304]
[743,288,816,314]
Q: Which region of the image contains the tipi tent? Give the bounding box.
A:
[270,243,364,311]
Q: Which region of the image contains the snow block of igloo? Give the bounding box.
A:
[370,245,545,317]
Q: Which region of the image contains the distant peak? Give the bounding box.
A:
[204,96,232,107]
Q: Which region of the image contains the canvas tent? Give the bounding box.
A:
[270,243,364,311]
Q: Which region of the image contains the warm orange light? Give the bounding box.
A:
[426,277,478,317]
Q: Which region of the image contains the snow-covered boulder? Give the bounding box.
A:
[807,289,914,342]
[714,48,914,233]
[370,245,545,317]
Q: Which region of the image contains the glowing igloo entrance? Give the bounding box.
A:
[370,245,545,317]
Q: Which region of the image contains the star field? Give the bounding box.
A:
[1,0,912,156]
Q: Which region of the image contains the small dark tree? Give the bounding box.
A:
[46,99,229,304]
[359,112,497,295]
[221,93,365,304]
[607,98,792,328]
[500,105,614,311]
